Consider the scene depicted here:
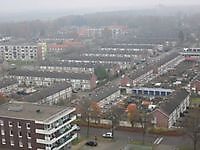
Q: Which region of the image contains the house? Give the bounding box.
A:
[39,61,120,75]
[190,77,200,95]
[9,70,97,90]
[18,82,72,105]
[0,79,18,95]
[0,101,77,150]
[48,40,83,52]
[0,42,47,61]
[151,89,190,128]
[89,84,120,108]
[60,55,133,69]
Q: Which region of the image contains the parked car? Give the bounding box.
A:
[102,132,113,138]
[85,141,98,146]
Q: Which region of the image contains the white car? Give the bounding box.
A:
[102,132,113,138]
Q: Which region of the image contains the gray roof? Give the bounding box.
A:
[0,79,18,89]
[89,84,119,101]
[60,55,132,62]
[19,82,71,103]
[160,89,189,115]
[0,101,74,122]
[39,61,114,69]
[9,69,92,80]
[101,44,155,49]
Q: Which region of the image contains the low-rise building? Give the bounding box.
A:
[151,89,190,128]
[39,61,120,75]
[19,82,72,105]
[0,79,18,95]
[9,70,97,90]
[0,101,77,150]
[89,84,120,108]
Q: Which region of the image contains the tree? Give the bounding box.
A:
[105,105,124,139]
[79,99,92,137]
[90,101,101,124]
[138,110,149,145]
[182,107,200,150]
[127,103,139,127]
[94,66,108,80]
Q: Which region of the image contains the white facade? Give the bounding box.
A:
[0,43,47,61]
[35,108,77,150]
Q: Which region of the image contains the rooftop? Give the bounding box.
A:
[89,84,119,101]
[19,82,71,103]
[0,101,75,123]
[0,78,18,89]
[9,69,92,80]
[160,89,189,115]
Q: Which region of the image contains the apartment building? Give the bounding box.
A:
[19,82,72,105]
[0,42,47,61]
[9,70,97,90]
[0,101,77,150]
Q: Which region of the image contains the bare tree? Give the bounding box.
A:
[105,105,124,139]
[182,107,200,150]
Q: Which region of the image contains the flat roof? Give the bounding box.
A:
[0,101,74,122]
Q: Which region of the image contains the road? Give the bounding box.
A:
[78,127,190,147]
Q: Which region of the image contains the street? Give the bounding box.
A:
[74,127,191,150]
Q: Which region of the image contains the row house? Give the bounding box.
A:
[19,82,72,105]
[0,79,18,95]
[39,61,120,75]
[0,43,47,61]
[190,76,200,95]
[60,55,133,69]
[89,84,120,108]
[0,101,77,150]
[100,44,157,52]
[48,40,84,52]
[9,70,97,91]
[151,89,190,128]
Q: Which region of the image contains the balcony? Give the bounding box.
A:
[37,124,77,145]
[52,133,77,150]
[36,115,76,135]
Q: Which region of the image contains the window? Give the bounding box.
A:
[1,128,5,135]
[0,120,4,126]
[28,142,32,149]
[10,139,14,146]
[19,139,23,147]
[18,122,21,128]
[27,132,31,139]
[10,129,13,136]
[18,131,22,137]
[9,121,12,127]
[26,123,30,129]
[2,138,6,144]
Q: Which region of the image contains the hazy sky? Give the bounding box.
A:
[1,0,200,13]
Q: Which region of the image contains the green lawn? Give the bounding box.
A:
[126,144,153,150]
[191,98,200,104]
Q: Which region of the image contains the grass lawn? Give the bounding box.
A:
[126,144,153,150]
[191,97,200,104]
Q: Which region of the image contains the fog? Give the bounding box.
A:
[1,0,200,13]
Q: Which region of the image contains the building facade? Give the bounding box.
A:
[0,102,77,150]
[0,43,47,61]
[151,89,190,128]
[9,70,97,90]
[0,79,18,95]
